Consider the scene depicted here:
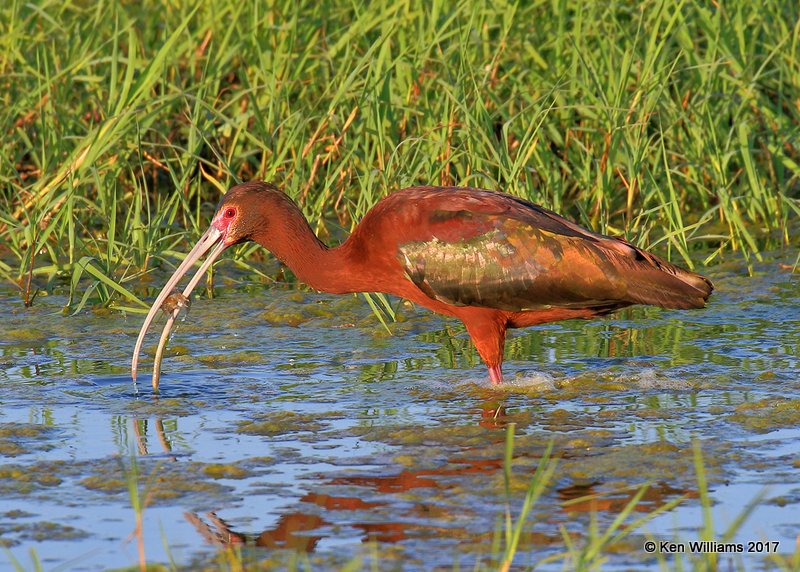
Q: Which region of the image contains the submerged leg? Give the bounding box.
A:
[462,313,507,386]
[488,364,504,385]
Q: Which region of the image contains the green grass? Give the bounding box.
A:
[1,0,799,309]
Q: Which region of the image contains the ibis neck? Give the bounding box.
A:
[255,212,370,294]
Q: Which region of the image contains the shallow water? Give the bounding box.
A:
[0,254,798,570]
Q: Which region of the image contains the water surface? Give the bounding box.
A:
[0,255,798,570]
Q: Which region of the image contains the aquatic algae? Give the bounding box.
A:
[78,475,127,492]
[237,411,328,436]
[198,350,267,366]
[558,441,706,486]
[0,463,63,495]
[259,309,311,327]
[0,423,56,457]
[80,461,235,505]
[0,520,88,546]
[4,328,48,342]
[203,463,251,479]
[728,398,800,433]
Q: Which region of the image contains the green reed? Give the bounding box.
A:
[0,0,798,310]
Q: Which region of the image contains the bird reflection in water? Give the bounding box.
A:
[558,480,697,515]
[130,416,695,557]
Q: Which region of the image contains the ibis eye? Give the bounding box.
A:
[224,208,236,219]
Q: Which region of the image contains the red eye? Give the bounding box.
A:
[224,208,236,218]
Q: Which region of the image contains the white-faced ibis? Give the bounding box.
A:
[132,181,713,388]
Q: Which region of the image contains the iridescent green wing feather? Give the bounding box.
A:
[396,195,710,312]
[398,207,625,311]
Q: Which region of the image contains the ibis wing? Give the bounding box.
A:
[396,200,711,312]
[399,212,629,311]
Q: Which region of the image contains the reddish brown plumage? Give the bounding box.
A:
[133,181,713,386]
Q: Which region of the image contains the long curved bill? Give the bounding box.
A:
[132,226,228,389]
